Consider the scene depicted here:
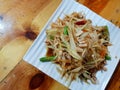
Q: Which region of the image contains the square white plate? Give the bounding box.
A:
[23,0,120,90]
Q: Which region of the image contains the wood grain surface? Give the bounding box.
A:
[0,0,120,90]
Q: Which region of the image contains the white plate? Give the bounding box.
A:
[23,0,120,90]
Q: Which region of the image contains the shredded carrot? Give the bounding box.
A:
[100,46,107,58]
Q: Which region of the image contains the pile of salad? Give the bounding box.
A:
[40,12,111,84]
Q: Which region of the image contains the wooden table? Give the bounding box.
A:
[0,0,120,90]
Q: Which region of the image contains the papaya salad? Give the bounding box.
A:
[40,12,112,84]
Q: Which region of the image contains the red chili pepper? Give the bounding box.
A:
[75,20,86,25]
